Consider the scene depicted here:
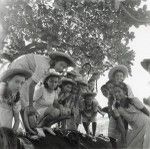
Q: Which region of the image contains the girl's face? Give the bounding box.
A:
[54,61,68,73]
[63,83,72,93]
[88,81,95,90]
[47,77,59,90]
[85,96,93,104]
[114,87,126,101]
[114,71,124,83]
[8,75,25,93]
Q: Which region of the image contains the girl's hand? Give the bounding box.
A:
[112,104,120,118]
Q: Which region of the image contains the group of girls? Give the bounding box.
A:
[0,51,100,139]
[2,50,150,149]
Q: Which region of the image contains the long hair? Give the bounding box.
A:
[2,83,20,105]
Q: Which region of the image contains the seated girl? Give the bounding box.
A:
[112,85,150,149]
[80,92,98,137]
[0,69,31,132]
[53,78,76,130]
[24,71,60,137]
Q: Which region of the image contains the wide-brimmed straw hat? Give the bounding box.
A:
[108,65,128,80]
[43,69,61,83]
[0,69,32,82]
[141,59,150,71]
[82,92,97,99]
[49,51,76,67]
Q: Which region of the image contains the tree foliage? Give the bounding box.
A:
[0,0,150,74]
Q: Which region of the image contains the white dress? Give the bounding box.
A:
[33,85,59,116]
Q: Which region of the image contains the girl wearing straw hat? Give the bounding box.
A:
[22,70,61,138]
[0,69,31,132]
[54,78,76,130]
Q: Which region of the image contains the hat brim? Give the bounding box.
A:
[49,52,76,67]
[76,79,87,86]
[141,59,150,71]
[0,69,32,82]
[67,71,77,77]
[108,65,128,80]
[60,78,76,86]
[43,72,61,83]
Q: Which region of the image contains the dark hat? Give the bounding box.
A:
[82,92,97,99]
[141,59,150,71]
[49,51,76,67]
[0,69,32,82]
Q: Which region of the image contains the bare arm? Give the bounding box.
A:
[13,111,20,132]
[38,99,52,107]
[29,79,37,107]
[141,106,150,116]
[113,109,127,146]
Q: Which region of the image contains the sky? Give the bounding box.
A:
[97,25,150,107]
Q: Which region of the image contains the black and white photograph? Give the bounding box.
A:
[0,0,150,148]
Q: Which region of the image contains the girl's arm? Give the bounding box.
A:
[23,108,37,135]
[38,99,52,107]
[113,109,127,146]
[141,106,150,116]
[12,111,20,132]
[116,116,127,147]
[132,97,150,116]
